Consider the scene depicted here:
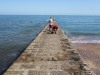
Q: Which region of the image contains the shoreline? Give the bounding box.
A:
[73,43,100,75]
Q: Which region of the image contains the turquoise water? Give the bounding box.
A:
[0,15,100,74]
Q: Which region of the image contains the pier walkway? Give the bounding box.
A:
[4,22,95,75]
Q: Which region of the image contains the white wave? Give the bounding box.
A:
[70,35,87,40]
[71,40,100,43]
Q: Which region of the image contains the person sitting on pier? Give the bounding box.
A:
[48,17,53,32]
[52,24,58,34]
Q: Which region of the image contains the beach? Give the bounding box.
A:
[73,43,100,75]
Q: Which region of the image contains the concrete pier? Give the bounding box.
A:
[4,21,95,75]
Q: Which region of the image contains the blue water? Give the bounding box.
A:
[0,15,100,74]
[0,15,49,74]
[55,15,100,43]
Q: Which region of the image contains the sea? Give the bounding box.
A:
[0,15,100,74]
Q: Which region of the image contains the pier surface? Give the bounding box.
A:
[4,22,95,75]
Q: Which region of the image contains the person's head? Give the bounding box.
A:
[50,17,52,19]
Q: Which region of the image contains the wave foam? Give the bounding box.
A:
[71,40,100,43]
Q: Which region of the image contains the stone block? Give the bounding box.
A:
[4,71,24,75]
[20,64,36,69]
[50,71,68,75]
[28,70,47,75]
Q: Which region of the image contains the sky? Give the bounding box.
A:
[0,0,100,15]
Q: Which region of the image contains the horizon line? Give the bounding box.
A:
[0,14,100,16]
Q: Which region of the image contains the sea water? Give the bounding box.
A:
[55,15,100,43]
[0,15,49,74]
[0,15,100,74]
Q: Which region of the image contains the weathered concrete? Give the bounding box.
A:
[4,21,95,75]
